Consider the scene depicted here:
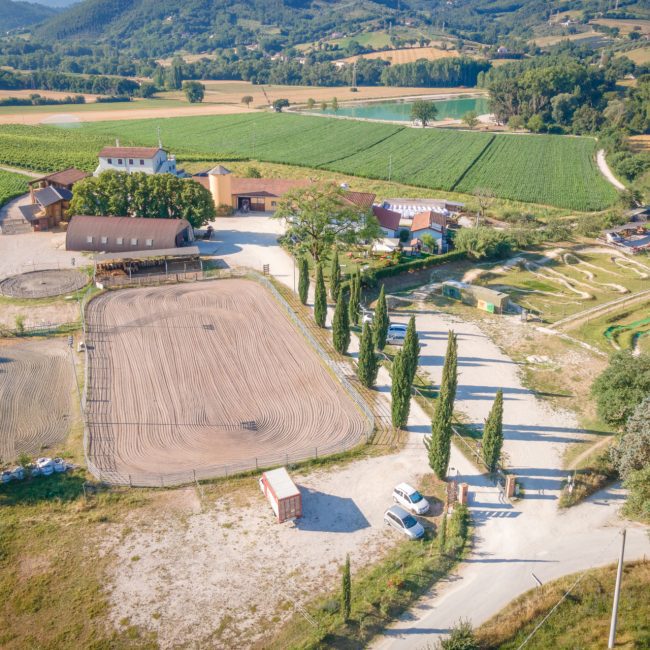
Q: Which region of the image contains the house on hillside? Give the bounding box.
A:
[22,168,89,231]
[95,145,183,177]
[66,215,194,252]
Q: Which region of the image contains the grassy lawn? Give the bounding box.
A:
[477,560,650,649]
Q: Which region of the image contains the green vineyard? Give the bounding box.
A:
[0,169,30,208]
[0,113,620,211]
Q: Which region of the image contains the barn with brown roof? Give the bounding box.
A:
[66,215,194,252]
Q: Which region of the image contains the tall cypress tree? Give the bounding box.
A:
[298,256,309,305]
[348,272,359,326]
[482,389,504,473]
[314,263,327,328]
[330,250,341,302]
[332,287,350,355]
[357,323,379,388]
[341,554,351,622]
[402,316,419,386]
[391,349,412,428]
[373,285,389,350]
[425,331,458,479]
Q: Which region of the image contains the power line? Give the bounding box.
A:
[517,532,621,649]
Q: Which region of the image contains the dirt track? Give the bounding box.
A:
[0,339,73,462]
[85,280,368,482]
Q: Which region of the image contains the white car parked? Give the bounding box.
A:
[393,482,431,515]
[386,323,407,345]
[383,505,425,540]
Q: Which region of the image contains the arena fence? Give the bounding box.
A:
[82,270,375,488]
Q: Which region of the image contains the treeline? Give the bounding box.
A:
[0,94,86,107]
[381,57,491,87]
[0,69,141,97]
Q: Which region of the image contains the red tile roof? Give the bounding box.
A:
[342,190,376,210]
[411,210,447,233]
[99,147,162,159]
[29,167,89,187]
[372,205,401,231]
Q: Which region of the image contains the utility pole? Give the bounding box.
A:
[388,154,392,182]
[608,528,626,649]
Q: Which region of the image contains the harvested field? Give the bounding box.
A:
[85,280,369,484]
[0,269,88,298]
[0,338,73,462]
[337,46,461,65]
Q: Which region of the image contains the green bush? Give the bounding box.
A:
[364,251,466,284]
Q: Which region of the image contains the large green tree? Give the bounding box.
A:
[274,183,380,264]
[68,170,215,227]
[314,264,327,328]
[482,389,504,473]
[591,352,650,427]
[425,331,458,479]
[182,80,205,103]
[348,271,360,326]
[332,287,350,355]
[357,323,379,388]
[410,99,438,127]
[402,316,419,386]
[391,349,411,429]
[610,397,650,479]
[329,249,341,302]
[373,285,389,350]
[298,256,309,305]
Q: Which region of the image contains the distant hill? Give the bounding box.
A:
[26,0,78,7]
[0,0,58,32]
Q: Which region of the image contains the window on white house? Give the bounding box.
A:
[118,159,123,165]
[86,236,93,243]
[116,237,123,245]
[100,236,107,244]
[140,159,145,165]
[107,158,112,164]
[128,159,133,165]
[131,238,138,246]
[145,239,153,247]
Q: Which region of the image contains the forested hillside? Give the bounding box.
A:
[0,0,57,32]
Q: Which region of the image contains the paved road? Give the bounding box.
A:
[210,213,648,647]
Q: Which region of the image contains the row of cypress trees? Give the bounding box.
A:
[297,252,503,478]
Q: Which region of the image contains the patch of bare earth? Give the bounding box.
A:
[106,456,409,648]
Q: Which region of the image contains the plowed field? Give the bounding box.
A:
[0,339,73,462]
[85,280,368,484]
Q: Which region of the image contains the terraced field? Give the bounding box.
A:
[85,280,369,485]
[0,113,619,210]
[0,339,73,462]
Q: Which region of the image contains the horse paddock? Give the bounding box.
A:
[84,279,369,484]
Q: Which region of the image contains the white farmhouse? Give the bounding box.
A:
[94,146,181,177]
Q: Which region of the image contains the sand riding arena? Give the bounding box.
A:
[0,269,88,298]
[0,339,74,462]
[84,279,371,486]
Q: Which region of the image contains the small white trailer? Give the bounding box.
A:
[259,467,302,523]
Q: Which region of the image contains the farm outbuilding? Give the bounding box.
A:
[259,468,302,523]
[66,215,194,252]
[442,281,510,314]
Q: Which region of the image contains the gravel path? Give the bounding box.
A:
[597,149,626,190]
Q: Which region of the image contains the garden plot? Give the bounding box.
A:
[84,279,369,484]
[0,338,74,462]
[469,248,650,322]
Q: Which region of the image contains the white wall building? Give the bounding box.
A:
[94,146,181,177]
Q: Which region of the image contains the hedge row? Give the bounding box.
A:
[362,251,466,284]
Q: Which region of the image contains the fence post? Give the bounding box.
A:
[255,458,258,470]
[315,447,318,459]
[193,469,196,482]
[129,474,132,487]
[160,475,164,488]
